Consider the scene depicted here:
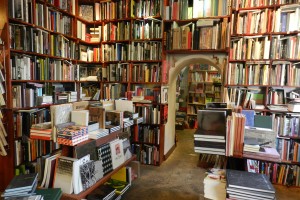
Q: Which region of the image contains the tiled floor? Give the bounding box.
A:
[123,129,300,200]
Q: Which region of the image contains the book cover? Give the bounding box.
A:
[110,139,125,169]
[5,173,38,192]
[53,156,77,194]
[242,110,255,127]
[197,110,227,137]
[35,188,62,200]
[75,140,97,161]
[71,110,89,126]
[254,115,272,129]
[80,160,97,191]
[226,169,275,194]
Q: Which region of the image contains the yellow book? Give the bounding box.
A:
[111,167,127,182]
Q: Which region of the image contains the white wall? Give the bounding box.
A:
[164,54,227,155]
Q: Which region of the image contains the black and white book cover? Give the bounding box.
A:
[80,160,97,191]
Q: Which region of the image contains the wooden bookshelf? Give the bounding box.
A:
[61,155,136,200]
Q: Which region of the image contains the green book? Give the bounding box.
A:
[35,188,62,200]
[254,115,272,129]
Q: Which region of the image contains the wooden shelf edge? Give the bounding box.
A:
[61,155,137,200]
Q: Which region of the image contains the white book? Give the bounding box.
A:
[71,110,89,126]
[110,139,125,169]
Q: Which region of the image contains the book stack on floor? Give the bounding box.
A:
[203,168,226,200]
[1,173,39,199]
[194,110,227,155]
[226,169,276,200]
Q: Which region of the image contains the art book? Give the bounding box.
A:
[110,139,125,169]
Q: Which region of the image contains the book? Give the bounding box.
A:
[86,184,116,200]
[71,110,89,126]
[110,139,125,169]
[35,188,62,200]
[254,115,273,130]
[53,156,78,194]
[226,169,275,194]
[4,173,38,193]
[75,140,97,161]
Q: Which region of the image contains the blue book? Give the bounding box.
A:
[242,110,255,127]
[281,13,287,32]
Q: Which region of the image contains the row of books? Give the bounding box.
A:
[132,63,161,83]
[103,22,130,42]
[274,115,300,137]
[277,138,300,162]
[135,104,162,125]
[103,84,127,100]
[11,56,77,81]
[246,159,300,187]
[12,83,76,108]
[232,5,300,35]
[132,143,160,165]
[166,19,229,50]
[232,0,275,9]
[228,62,300,87]
[35,3,73,36]
[133,125,160,144]
[165,0,230,20]
[79,63,166,83]
[79,45,101,62]
[10,24,77,59]
[231,34,300,60]
[227,63,270,85]
[132,20,162,40]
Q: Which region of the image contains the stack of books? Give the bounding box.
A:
[86,184,116,200]
[35,188,62,200]
[123,120,134,128]
[134,117,143,124]
[1,173,39,199]
[226,169,276,200]
[57,125,88,146]
[30,122,52,140]
[89,128,109,139]
[194,110,227,155]
[243,137,261,153]
[105,125,121,133]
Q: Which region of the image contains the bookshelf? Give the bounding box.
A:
[0,0,171,191]
[186,64,222,128]
[225,0,300,187]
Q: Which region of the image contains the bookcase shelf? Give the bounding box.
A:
[166,49,229,54]
[61,155,137,200]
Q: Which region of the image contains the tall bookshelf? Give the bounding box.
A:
[0,0,169,191]
[226,0,300,187]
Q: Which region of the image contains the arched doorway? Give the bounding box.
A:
[164,54,227,157]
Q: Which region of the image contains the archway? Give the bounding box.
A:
[164,54,227,157]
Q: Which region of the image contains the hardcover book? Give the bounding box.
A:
[110,139,125,169]
[226,169,275,194]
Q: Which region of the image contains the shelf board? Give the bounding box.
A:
[131,81,162,84]
[163,15,230,23]
[188,103,205,105]
[11,80,76,83]
[187,113,197,116]
[61,155,137,200]
[277,135,300,140]
[166,49,228,54]
[130,60,162,63]
[102,40,131,44]
[131,38,163,42]
[236,5,276,11]
[131,141,160,146]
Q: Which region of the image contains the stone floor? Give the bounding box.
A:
[123,129,300,200]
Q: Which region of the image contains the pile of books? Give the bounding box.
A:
[1,173,39,199]
[86,185,116,200]
[194,110,227,155]
[35,188,62,200]
[105,124,121,133]
[30,122,52,140]
[89,128,109,140]
[226,169,275,200]
[57,125,88,146]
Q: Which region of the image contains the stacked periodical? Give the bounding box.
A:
[226,169,276,200]
[89,128,109,140]
[1,173,39,199]
[194,110,227,155]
